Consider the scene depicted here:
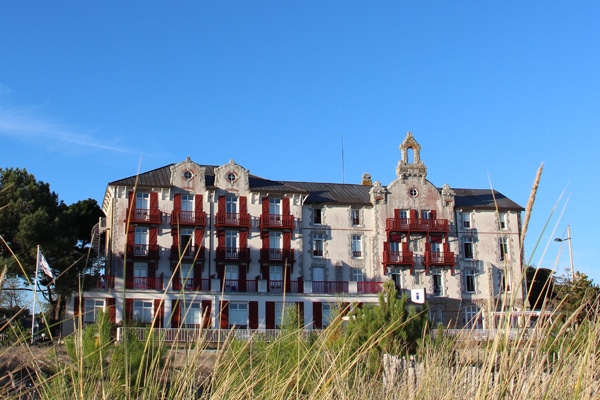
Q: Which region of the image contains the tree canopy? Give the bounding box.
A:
[0,167,103,323]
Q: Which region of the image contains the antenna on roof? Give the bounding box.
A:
[341,134,345,184]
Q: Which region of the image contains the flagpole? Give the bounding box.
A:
[31,245,40,343]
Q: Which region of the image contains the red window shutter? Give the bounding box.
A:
[195,194,203,212]
[265,301,275,329]
[431,235,442,243]
[172,227,179,247]
[153,299,164,328]
[296,301,304,326]
[390,233,402,242]
[195,228,204,248]
[217,264,225,282]
[171,300,181,328]
[218,196,225,213]
[217,230,225,248]
[125,299,133,323]
[240,229,248,248]
[341,302,350,316]
[194,262,202,289]
[202,300,212,328]
[172,263,180,290]
[283,232,291,249]
[285,264,292,292]
[238,265,247,292]
[313,302,322,329]
[173,193,181,217]
[262,197,269,215]
[394,209,401,219]
[125,261,133,289]
[149,227,158,247]
[148,262,156,280]
[127,225,135,246]
[262,232,269,249]
[219,301,229,329]
[283,198,290,215]
[261,264,269,281]
[430,210,437,219]
[106,298,116,323]
[240,196,247,213]
[150,192,158,210]
[410,209,418,220]
[128,191,136,213]
[249,301,258,329]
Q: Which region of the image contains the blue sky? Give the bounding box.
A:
[1,2,598,284]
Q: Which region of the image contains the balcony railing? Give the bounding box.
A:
[171,210,207,226]
[259,248,295,263]
[173,278,210,291]
[312,281,349,294]
[215,212,251,228]
[170,245,206,261]
[425,243,455,271]
[127,244,160,259]
[357,281,384,294]
[125,276,163,290]
[95,275,115,289]
[220,279,257,293]
[127,208,161,224]
[267,280,303,293]
[259,214,294,230]
[386,218,449,233]
[215,247,251,262]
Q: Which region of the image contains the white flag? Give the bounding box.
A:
[38,250,55,282]
[411,288,426,304]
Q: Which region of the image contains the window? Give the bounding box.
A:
[133,262,148,289]
[225,197,237,223]
[136,192,150,210]
[313,234,324,257]
[351,234,363,258]
[180,228,194,256]
[269,266,283,292]
[313,208,322,224]
[180,263,193,289]
[84,299,104,323]
[269,198,281,216]
[181,302,203,326]
[350,268,364,282]
[432,270,443,296]
[225,230,238,258]
[270,231,282,251]
[462,212,471,229]
[322,303,333,328]
[399,209,409,220]
[465,270,476,293]
[275,302,294,328]
[134,227,149,256]
[388,267,402,290]
[499,237,509,261]
[312,267,325,282]
[229,302,248,329]
[225,265,239,291]
[351,209,360,226]
[181,194,194,222]
[499,212,507,230]
[463,237,474,259]
[421,210,431,219]
[463,305,482,329]
[429,307,443,326]
[133,300,153,324]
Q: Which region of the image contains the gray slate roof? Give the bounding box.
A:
[108,163,523,210]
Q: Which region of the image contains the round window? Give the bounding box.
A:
[409,188,419,198]
[183,170,193,180]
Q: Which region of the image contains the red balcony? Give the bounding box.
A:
[219,279,257,292]
[215,212,251,229]
[259,248,295,264]
[383,242,414,264]
[312,281,349,294]
[357,281,384,294]
[173,278,210,291]
[95,275,115,289]
[215,247,251,263]
[386,218,449,233]
[126,243,160,259]
[127,208,161,224]
[425,243,456,272]
[125,276,163,290]
[267,280,303,293]
[169,245,206,261]
[171,210,207,226]
[259,214,294,230]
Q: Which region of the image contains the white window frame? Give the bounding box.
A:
[136,192,150,210]
[421,210,431,219]
[462,212,472,229]
[275,302,294,328]
[432,270,443,296]
[463,305,482,329]
[465,270,476,293]
[312,234,324,257]
[499,237,509,261]
[181,301,203,327]
[350,268,364,282]
[269,198,281,216]
[463,237,474,260]
[84,299,105,323]
[228,302,248,329]
[133,300,153,324]
[322,303,333,328]
[351,209,360,226]
[351,234,363,258]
